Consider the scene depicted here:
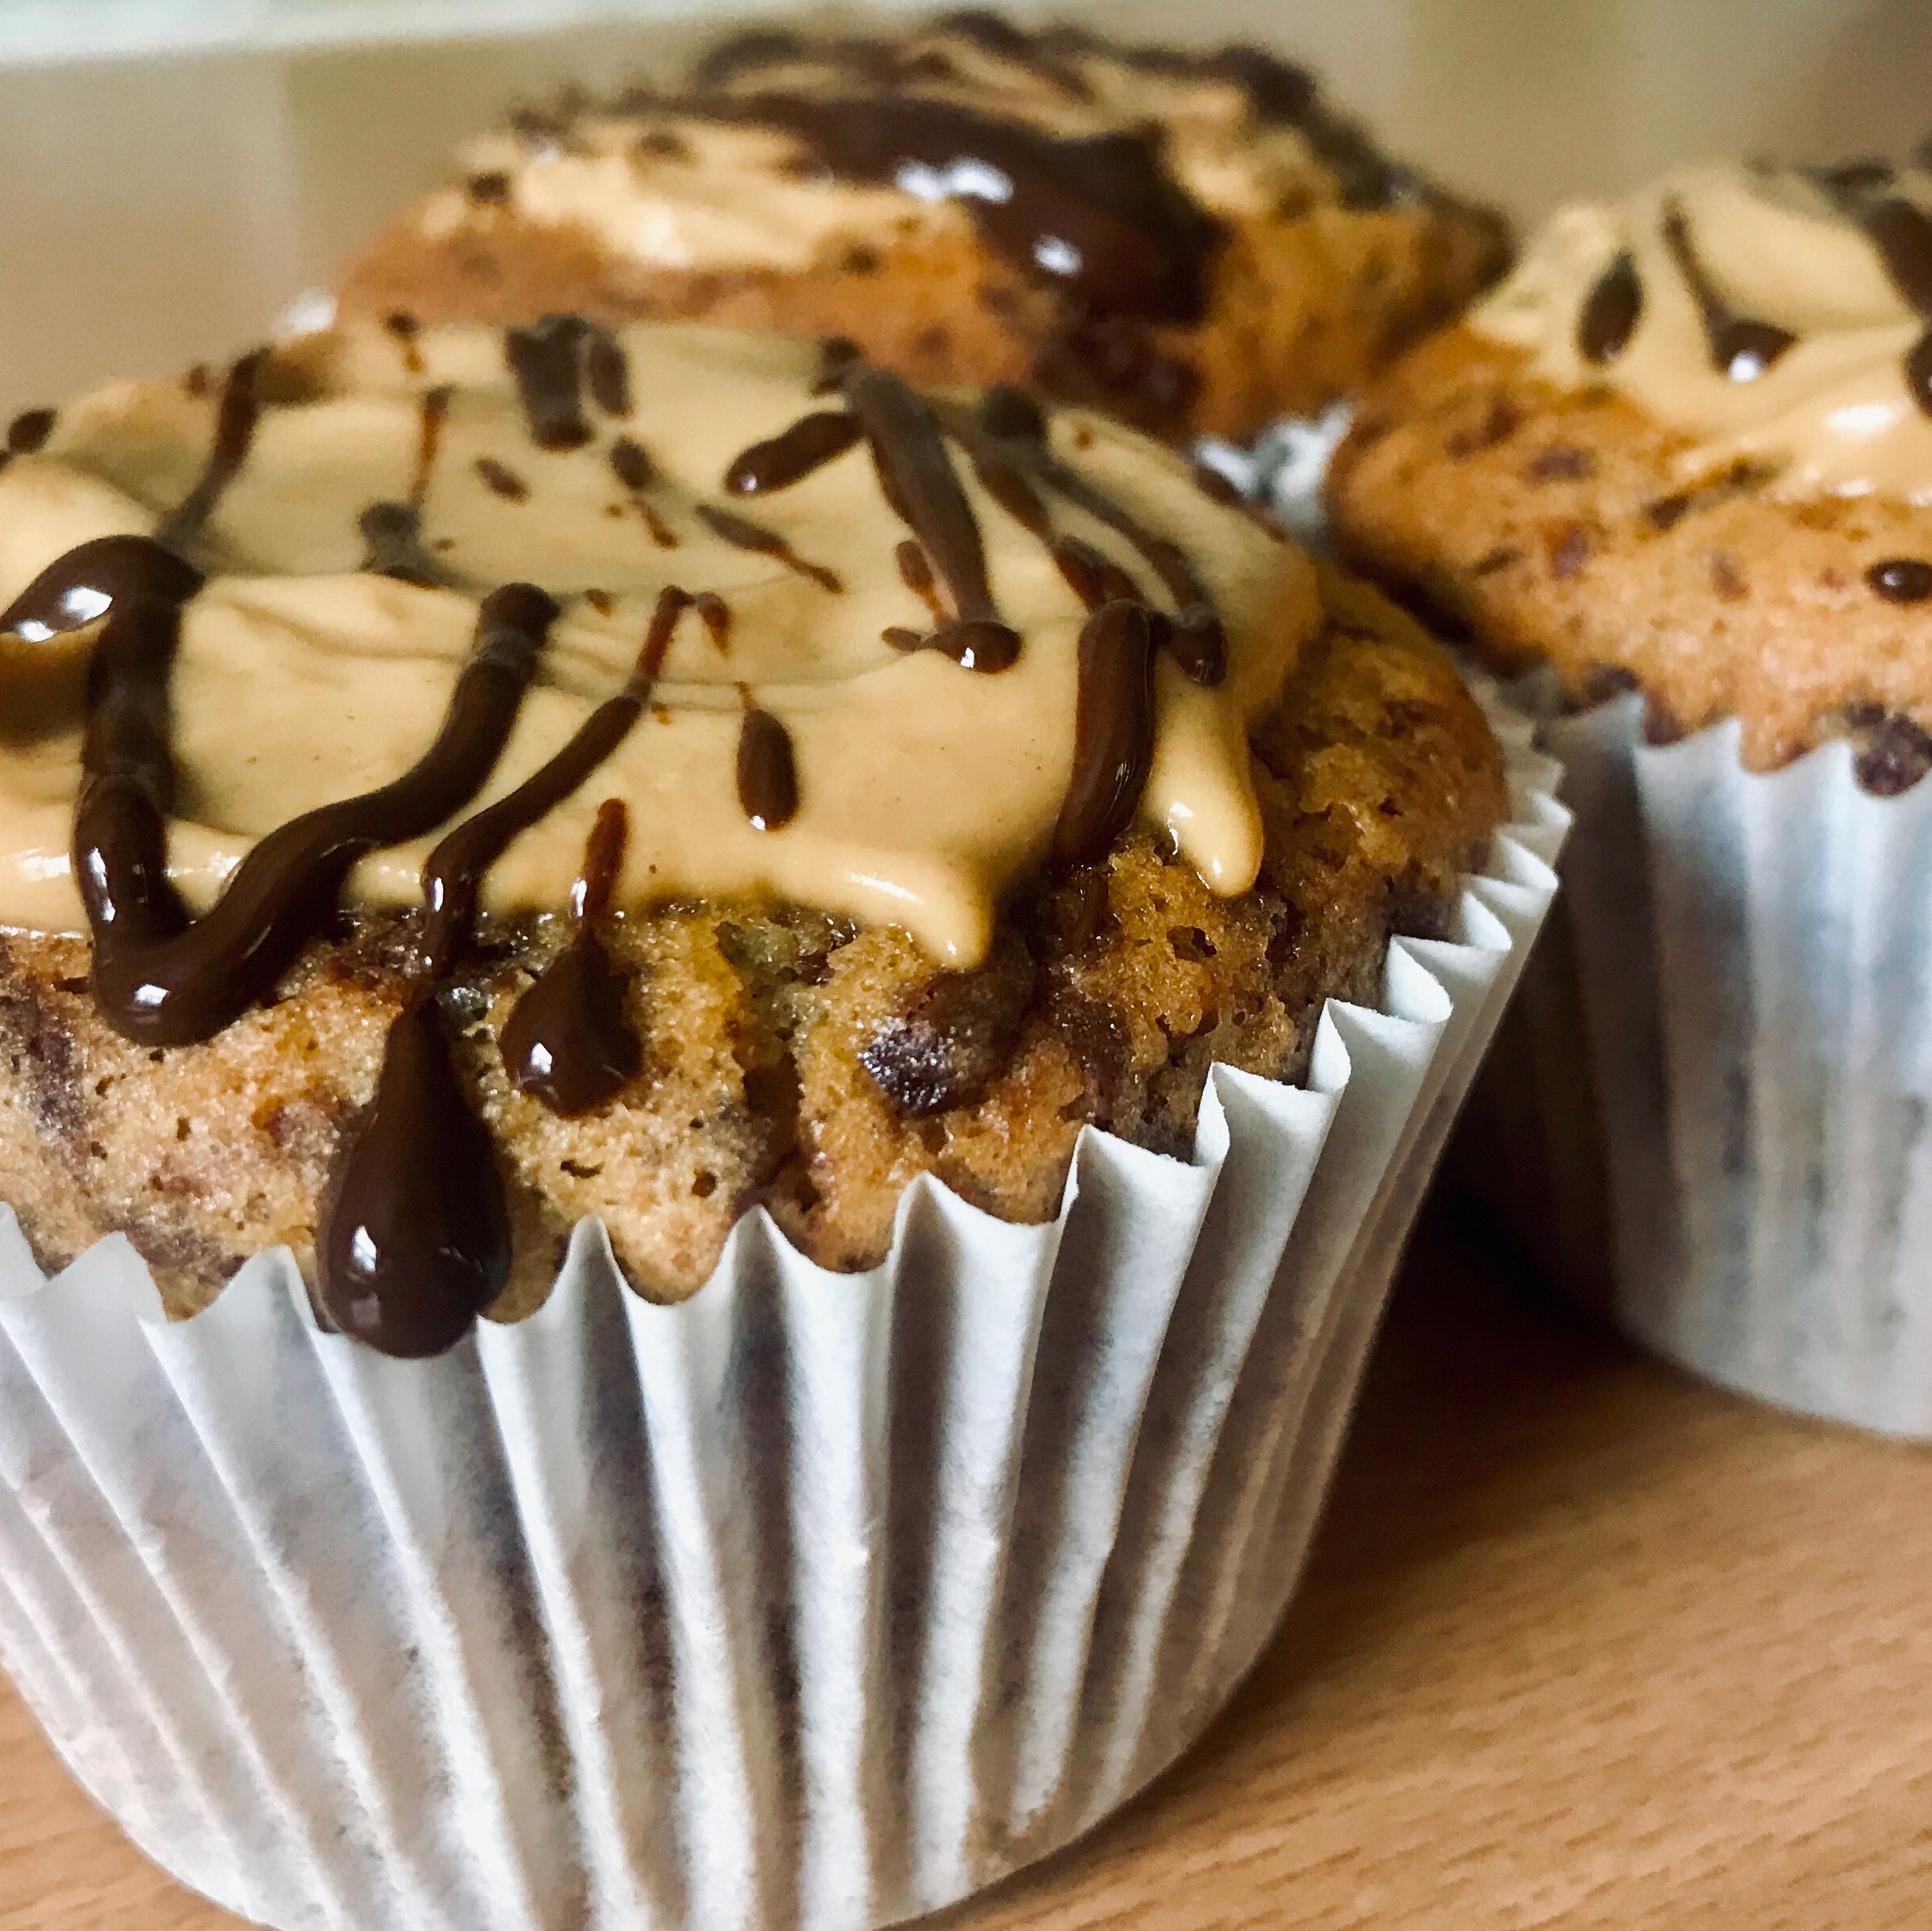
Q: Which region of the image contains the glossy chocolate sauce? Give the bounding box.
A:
[1577,251,1643,364]
[75,578,557,1045]
[840,364,1021,670]
[1860,198,1932,416]
[317,590,690,1355]
[500,799,643,1115]
[723,409,862,494]
[1660,201,1796,381]
[0,535,202,640]
[698,91,1226,326]
[736,689,799,831]
[1053,599,1158,864]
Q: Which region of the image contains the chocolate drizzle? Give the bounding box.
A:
[317,591,688,1355]
[723,409,863,493]
[500,799,643,1115]
[0,535,201,640]
[841,363,1021,670]
[1660,200,1796,381]
[736,689,799,831]
[360,385,452,583]
[75,577,557,1045]
[1053,600,1158,864]
[1578,251,1643,364]
[157,348,270,550]
[1860,197,1932,416]
[696,503,842,591]
[507,314,629,449]
[611,436,680,548]
[694,91,1227,327]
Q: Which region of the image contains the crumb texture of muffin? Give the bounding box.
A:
[1331,158,1932,782]
[338,13,1509,442]
[0,314,1504,1344]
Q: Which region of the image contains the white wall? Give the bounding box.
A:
[0,0,1920,413]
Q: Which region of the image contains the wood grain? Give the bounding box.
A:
[5,1200,1931,1929]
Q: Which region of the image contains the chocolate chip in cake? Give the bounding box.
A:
[1547,523,1591,581]
[1855,711,1932,795]
[1866,557,1932,603]
[859,935,1036,1118]
[466,171,513,205]
[1526,444,1594,482]
[1445,392,1520,457]
[1643,699,1686,745]
[1708,552,1748,601]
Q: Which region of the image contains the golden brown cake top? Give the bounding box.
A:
[1473,158,1932,503]
[0,316,1311,973]
[420,14,1416,331]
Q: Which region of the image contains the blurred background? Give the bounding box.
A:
[0,0,1924,411]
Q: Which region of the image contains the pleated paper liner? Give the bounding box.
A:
[0,684,1561,1931]
[1456,687,1932,1437]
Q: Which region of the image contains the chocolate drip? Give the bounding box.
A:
[813,337,863,395]
[476,455,530,501]
[985,421,1223,684]
[969,443,1054,538]
[358,502,439,585]
[842,363,1020,669]
[1661,201,1796,381]
[695,590,731,651]
[1578,251,1643,363]
[5,408,55,458]
[419,586,688,959]
[610,436,680,548]
[1859,198,1932,417]
[696,92,1225,324]
[585,328,632,417]
[1053,599,1158,864]
[1053,535,1145,612]
[157,347,269,549]
[507,314,627,450]
[723,410,862,494]
[736,692,798,830]
[979,385,1047,444]
[500,799,642,1115]
[384,311,424,374]
[1864,197,1932,315]
[896,539,948,624]
[697,503,842,591]
[75,583,557,1045]
[317,988,512,1356]
[410,385,452,505]
[0,534,201,640]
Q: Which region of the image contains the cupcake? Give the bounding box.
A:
[1330,155,1932,1433]
[336,12,1510,443]
[0,314,1557,1928]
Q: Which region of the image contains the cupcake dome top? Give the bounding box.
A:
[1474,159,1932,504]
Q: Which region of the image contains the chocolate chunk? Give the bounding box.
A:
[858,934,1035,1117]
[1866,557,1932,603]
[1445,392,1519,457]
[1855,712,1932,796]
[1547,524,1591,581]
[1526,444,1594,481]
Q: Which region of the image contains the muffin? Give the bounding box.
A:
[1331,155,1932,1433]
[337,12,1511,442]
[0,313,1556,1929]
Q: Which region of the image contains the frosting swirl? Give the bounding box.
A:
[0,318,1312,969]
[1473,160,1932,503]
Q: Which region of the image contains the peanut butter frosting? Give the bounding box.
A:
[0,318,1311,978]
[1473,159,1932,503]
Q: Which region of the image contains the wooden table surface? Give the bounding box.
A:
[6,1199,1931,1930]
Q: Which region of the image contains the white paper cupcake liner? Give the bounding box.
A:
[0,683,1561,1931]
[1461,688,1932,1438]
